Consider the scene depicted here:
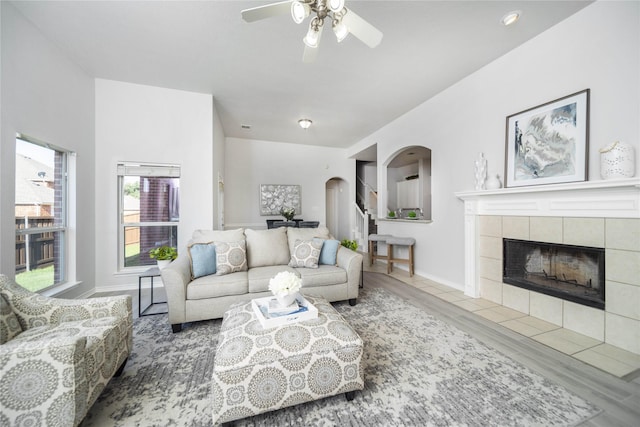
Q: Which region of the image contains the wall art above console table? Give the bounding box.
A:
[259,184,301,216]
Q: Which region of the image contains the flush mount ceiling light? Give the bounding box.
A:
[501,10,521,26]
[241,0,383,63]
[298,118,313,129]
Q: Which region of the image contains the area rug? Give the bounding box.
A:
[81,286,600,426]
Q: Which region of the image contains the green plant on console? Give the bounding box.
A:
[341,239,358,251]
[149,246,178,261]
[407,211,417,218]
[387,211,396,218]
[280,207,295,221]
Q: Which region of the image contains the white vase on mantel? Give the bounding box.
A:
[474,153,487,190]
[600,141,635,179]
[485,174,503,190]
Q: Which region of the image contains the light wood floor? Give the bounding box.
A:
[96,269,640,426]
[363,270,640,427]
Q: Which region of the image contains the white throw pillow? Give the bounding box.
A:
[245,228,290,268]
[192,228,245,244]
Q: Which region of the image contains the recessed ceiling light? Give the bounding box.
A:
[298,118,312,129]
[501,10,521,26]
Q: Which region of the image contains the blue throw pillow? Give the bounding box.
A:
[315,238,340,265]
[188,242,216,279]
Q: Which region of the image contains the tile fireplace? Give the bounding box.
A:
[456,179,640,355]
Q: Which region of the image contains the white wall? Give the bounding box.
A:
[1,3,96,298]
[225,137,354,234]
[212,100,225,229]
[95,79,214,290]
[348,1,640,289]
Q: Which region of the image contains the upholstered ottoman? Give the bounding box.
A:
[211,295,364,425]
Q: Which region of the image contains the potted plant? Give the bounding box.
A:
[387,211,396,219]
[149,245,177,269]
[341,239,358,251]
[407,211,417,219]
[280,207,296,221]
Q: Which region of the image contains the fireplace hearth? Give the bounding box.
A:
[503,239,605,309]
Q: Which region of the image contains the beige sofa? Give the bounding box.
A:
[161,226,362,332]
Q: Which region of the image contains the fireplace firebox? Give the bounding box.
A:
[503,239,605,310]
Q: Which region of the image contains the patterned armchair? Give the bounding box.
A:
[0,274,132,426]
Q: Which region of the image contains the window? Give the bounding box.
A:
[118,163,180,270]
[15,135,69,292]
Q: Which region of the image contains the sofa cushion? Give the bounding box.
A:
[245,228,290,268]
[192,228,245,244]
[188,242,217,279]
[248,266,300,293]
[314,238,341,266]
[289,239,323,268]
[286,226,330,256]
[216,240,248,275]
[1,294,22,344]
[296,265,347,287]
[187,272,249,300]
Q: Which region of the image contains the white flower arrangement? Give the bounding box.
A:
[268,271,302,296]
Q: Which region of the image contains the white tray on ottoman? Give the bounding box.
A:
[211,295,364,425]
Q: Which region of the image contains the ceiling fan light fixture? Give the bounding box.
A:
[333,19,348,42]
[291,1,311,24]
[501,10,521,26]
[298,118,313,129]
[303,17,323,48]
[328,0,345,13]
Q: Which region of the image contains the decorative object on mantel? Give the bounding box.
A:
[259,184,301,216]
[599,141,635,179]
[485,174,503,190]
[505,89,590,188]
[268,271,302,308]
[474,152,487,190]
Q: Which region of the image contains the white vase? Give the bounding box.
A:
[485,174,502,190]
[474,153,487,190]
[600,141,635,179]
[276,292,297,308]
[157,259,171,270]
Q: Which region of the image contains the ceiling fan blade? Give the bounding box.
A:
[341,8,383,48]
[302,44,319,63]
[241,0,292,23]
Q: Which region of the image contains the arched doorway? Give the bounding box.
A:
[325,177,349,240]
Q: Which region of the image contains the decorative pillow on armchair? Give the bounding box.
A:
[289,239,323,269]
[215,240,248,275]
[188,242,216,279]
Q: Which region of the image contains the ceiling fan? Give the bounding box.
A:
[241,0,383,63]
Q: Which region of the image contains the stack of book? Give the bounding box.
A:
[251,295,318,328]
[264,297,308,318]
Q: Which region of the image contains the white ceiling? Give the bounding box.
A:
[11,1,592,151]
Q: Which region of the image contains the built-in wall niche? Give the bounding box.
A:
[386,146,431,220]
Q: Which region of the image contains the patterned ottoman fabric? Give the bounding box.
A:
[211,295,364,425]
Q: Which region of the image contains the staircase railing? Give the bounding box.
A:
[353,203,369,252]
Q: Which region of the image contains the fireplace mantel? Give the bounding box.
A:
[455,178,639,298]
[455,178,640,219]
